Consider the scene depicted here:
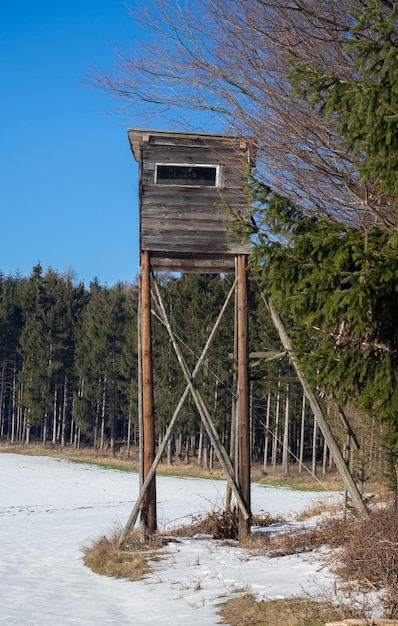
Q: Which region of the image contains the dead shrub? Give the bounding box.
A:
[267,518,354,557]
[171,508,239,539]
[172,508,284,541]
[266,506,398,618]
[335,506,398,617]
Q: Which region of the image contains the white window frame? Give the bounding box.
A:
[154,163,222,187]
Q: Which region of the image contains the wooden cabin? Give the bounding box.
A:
[127,129,256,273]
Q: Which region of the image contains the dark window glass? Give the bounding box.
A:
[156,165,217,186]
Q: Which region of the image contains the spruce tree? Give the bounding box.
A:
[245,183,398,457]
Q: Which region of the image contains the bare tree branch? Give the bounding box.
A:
[91,0,397,228]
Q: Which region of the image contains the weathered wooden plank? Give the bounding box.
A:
[140,234,249,253]
[143,143,247,162]
[148,145,248,159]
[140,206,238,219]
[148,133,248,149]
[149,256,237,273]
[142,218,230,232]
[141,199,246,216]
[142,226,233,238]
[142,242,249,255]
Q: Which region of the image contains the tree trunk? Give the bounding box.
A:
[42,415,47,446]
[10,367,18,444]
[282,384,290,474]
[312,416,317,477]
[185,436,190,464]
[176,432,182,458]
[61,374,69,448]
[263,392,271,473]
[197,430,203,466]
[126,419,131,459]
[298,394,306,474]
[100,376,106,451]
[209,445,214,470]
[322,437,328,475]
[93,407,99,450]
[52,388,58,444]
[272,389,280,470]
[0,353,6,435]
[202,432,209,469]
[167,435,173,465]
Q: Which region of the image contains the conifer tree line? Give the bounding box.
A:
[0,262,386,484]
[0,264,139,455]
[0,265,273,460]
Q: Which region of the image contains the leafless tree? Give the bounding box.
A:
[93,0,397,229]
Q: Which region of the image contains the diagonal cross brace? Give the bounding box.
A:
[118,277,243,548]
[152,279,250,522]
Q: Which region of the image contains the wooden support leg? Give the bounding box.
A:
[141,251,157,534]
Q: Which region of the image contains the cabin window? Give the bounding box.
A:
[155,164,220,187]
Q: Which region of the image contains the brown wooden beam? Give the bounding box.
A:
[141,250,157,534]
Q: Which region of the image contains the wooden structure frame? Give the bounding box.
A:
[119,129,366,546]
[122,130,255,541]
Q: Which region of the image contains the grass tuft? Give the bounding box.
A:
[218,595,344,626]
[82,529,165,581]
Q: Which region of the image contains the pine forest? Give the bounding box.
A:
[0,262,386,489]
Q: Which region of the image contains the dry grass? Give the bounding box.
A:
[252,505,398,619]
[218,595,344,626]
[82,529,166,582]
[82,499,398,623]
[335,507,398,618]
[296,500,343,521]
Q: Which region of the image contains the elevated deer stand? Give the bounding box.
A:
[119,129,367,548]
[119,130,254,544]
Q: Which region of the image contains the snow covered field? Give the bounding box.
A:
[0,453,341,625]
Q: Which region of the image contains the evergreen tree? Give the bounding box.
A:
[17,266,86,443]
[244,182,398,454]
[73,281,130,456]
[119,283,139,452]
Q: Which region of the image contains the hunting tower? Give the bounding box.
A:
[124,129,256,540]
[118,129,367,546]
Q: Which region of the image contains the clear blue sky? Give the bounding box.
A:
[0,1,148,287]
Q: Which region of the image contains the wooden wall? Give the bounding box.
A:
[128,130,255,272]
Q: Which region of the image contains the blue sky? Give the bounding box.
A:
[0,1,149,287]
